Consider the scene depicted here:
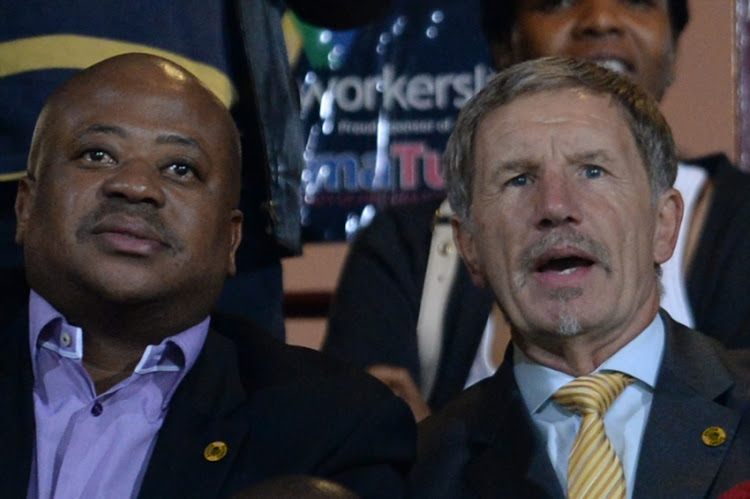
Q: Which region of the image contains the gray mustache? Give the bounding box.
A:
[520,229,612,273]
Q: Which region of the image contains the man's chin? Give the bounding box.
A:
[525,299,587,338]
[76,268,170,305]
[554,313,583,337]
[83,283,164,307]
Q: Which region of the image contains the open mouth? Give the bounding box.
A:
[580,53,635,76]
[592,59,629,74]
[536,256,595,275]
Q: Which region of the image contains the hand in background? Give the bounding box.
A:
[366,364,432,422]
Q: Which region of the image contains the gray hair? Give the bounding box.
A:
[443,56,677,223]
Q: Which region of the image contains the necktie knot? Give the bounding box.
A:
[553,372,633,416]
[551,371,634,499]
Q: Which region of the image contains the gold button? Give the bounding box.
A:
[204,441,228,462]
[60,332,72,347]
[701,426,727,447]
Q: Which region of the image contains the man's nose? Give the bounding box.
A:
[100,160,166,207]
[534,173,581,230]
[572,0,626,39]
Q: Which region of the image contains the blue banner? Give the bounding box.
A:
[293,0,492,241]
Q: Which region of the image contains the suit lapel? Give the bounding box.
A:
[463,358,564,499]
[137,330,256,498]
[430,265,494,410]
[633,317,740,498]
[0,313,35,498]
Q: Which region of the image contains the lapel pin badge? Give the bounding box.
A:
[204,441,228,462]
[701,426,727,447]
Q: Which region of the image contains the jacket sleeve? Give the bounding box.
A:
[322,202,439,385]
[318,382,417,498]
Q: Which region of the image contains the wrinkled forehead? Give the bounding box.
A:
[476,88,633,146]
[471,89,645,178]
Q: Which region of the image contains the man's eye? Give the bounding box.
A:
[584,166,603,179]
[83,150,114,163]
[508,174,529,187]
[167,163,195,178]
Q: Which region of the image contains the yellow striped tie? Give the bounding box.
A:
[552,372,634,499]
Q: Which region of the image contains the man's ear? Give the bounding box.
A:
[14,176,36,246]
[452,217,488,288]
[653,187,683,265]
[226,209,243,277]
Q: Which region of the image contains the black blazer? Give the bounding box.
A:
[0,311,416,498]
[686,153,750,347]
[411,314,750,498]
[324,198,494,411]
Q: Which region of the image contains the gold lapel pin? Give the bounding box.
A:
[204,441,228,462]
[701,426,727,447]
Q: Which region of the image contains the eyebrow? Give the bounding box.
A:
[75,124,128,139]
[155,134,209,160]
[566,149,615,165]
[75,124,207,156]
[495,158,538,174]
[156,134,203,153]
[493,149,616,174]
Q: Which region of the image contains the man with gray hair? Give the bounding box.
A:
[411,56,750,498]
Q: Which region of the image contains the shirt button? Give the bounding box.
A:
[91,402,103,417]
[60,332,72,347]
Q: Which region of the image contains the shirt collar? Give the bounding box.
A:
[28,290,209,378]
[513,314,665,415]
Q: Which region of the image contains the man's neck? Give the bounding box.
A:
[514,299,661,377]
[81,330,151,394]
[29,289,210,394]
[52,301,204,394]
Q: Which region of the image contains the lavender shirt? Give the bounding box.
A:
[26,291,209,499]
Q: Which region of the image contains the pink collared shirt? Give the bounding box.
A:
[27,291,208,499]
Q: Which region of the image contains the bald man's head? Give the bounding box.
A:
[16,53,244,328]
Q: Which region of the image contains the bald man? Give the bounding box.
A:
[1,53,414,499]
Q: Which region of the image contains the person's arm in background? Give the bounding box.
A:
[366,364,431,422]
[286,0,434,422]
[323,201,440,421]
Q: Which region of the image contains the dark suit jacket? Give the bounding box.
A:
[324,153,750,411]
[0,311,416,499]
[411,314,750,498]
[324,198,494,411]
[687,154,750,347]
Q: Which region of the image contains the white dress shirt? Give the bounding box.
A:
[660,162,707,329]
